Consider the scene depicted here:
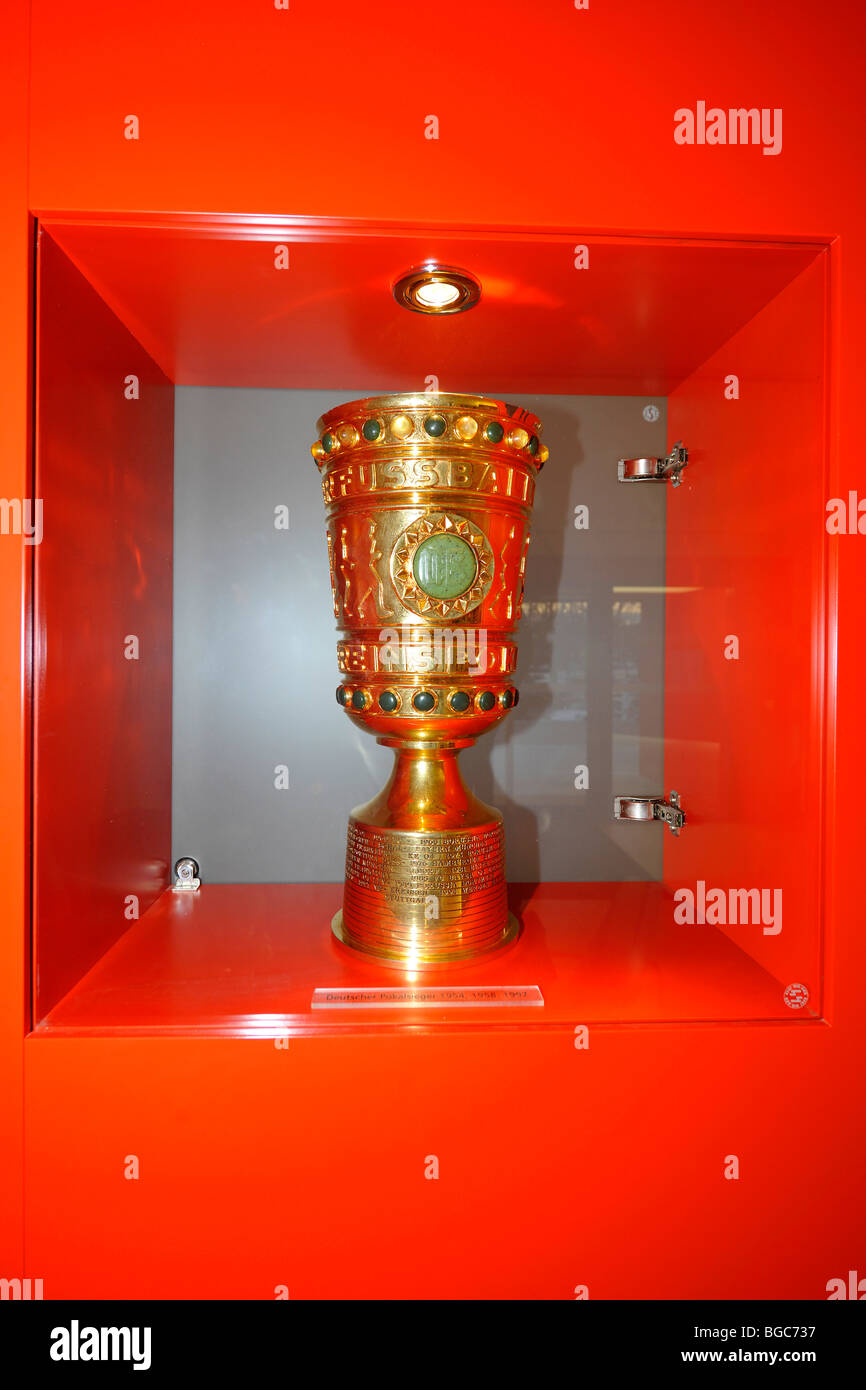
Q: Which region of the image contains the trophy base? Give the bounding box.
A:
[333,744,520,969]
[331,909,520,971]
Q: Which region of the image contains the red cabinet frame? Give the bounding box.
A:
[1,0,863,1299]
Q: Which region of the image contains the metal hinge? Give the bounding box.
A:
[613,790,685,836]
[618,442,688,487]
[173,856,201,891]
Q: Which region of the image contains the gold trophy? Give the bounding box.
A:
[311,393,547,968]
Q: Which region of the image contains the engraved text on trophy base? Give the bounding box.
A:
[346,821,504,906]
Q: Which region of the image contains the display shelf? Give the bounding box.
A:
[36,882,814,1036]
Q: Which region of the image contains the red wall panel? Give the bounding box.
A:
[33,233,173,1018]
[664,255,829,996]
[2,0,865,1299]
[26,1,864,237]
[0,0,30,1280]
[23,1022,862,1300]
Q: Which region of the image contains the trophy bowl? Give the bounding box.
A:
[311,393,547,968]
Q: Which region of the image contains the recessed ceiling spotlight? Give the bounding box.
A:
[393,263,481,315]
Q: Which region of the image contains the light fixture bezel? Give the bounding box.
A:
[392,263,482,316]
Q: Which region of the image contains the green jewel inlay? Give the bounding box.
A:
[424,415,447,437]
[362,419,381,441]
[412,533,477,600]
[484,421,504,443]
[322,432,335,453]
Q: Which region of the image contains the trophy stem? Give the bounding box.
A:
[332,746,518,968]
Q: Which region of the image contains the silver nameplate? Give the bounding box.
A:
[311,985,544,1010]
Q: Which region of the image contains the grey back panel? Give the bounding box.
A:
[172,388,667,883]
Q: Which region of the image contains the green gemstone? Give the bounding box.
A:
[479,691,496,711]
[322,432,335,453]
[378,690,399,712]
[424,415,447,437]
[351,690,366,710]
[336,686,348,706]
[412,533,477,600]
[484,421,504,443]
[528,435,539,456]
[449,691,471,712]
[362,419,381,441]
[413,691,436,712]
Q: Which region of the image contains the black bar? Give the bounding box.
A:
[1,1298,862,1374]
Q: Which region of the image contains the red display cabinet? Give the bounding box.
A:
[29,218,829,1033]
[1,0,864,1301]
